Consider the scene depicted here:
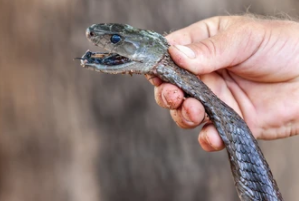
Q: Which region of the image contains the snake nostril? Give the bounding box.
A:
[86,28,94,38]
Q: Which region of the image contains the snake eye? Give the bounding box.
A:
[110,34,121,44]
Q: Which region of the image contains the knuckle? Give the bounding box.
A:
[196,39,217,60]
[163,89,184,109]
[170,110,187,129]
[171,109,197,129]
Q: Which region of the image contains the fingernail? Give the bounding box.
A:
[174,45,196,59]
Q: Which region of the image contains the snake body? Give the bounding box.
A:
[79,23,283,201]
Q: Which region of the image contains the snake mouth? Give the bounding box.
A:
[78,50,132,67]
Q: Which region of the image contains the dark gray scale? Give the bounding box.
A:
[155,55,283,201]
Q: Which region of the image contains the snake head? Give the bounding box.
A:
[80,23,169,74]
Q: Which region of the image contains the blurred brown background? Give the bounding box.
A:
[0,0,298,201]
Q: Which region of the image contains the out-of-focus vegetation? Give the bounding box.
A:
[0,0,298,200]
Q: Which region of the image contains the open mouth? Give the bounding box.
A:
[77,50,131,66]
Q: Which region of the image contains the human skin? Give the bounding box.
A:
[146,15,299,152]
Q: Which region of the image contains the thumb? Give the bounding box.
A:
[168,29,264,75]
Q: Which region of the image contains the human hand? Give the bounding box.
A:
[146,15,299,151]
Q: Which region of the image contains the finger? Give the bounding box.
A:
[145,74,162,86]
[198,124,225,152]
[168,22,265,76]
[154,83,184,109]
[166,16,226,45]
[170,98,205,129]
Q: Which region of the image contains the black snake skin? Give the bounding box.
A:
[155,54,283,201]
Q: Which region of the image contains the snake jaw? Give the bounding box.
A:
[79,50,132,67]
[77,50,147,75]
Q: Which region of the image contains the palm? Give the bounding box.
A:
[214,66,299,140]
